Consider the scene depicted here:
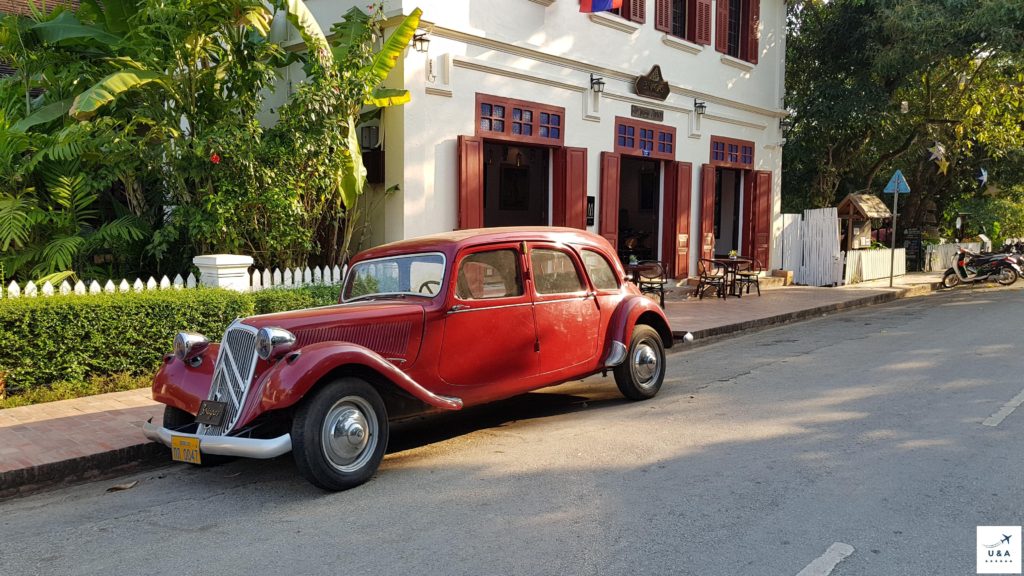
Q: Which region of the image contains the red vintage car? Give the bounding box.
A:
[144,227,688,490]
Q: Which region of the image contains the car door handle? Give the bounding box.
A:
[448,304,470,313]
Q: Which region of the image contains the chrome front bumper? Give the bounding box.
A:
[143,420,292,459]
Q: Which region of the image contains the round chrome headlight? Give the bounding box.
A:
[256,327,296,361]
[173,332,209,361]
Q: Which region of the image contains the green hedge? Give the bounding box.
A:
[0,285,340,397]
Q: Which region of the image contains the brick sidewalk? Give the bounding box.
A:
[0,272,944,498]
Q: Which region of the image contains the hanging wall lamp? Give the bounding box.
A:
[694,99,707,115]
[590,74,605,94]
[412,33,430,53]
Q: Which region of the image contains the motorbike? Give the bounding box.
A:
[942,246,1022,288]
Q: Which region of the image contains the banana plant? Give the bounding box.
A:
[68,0,331,120]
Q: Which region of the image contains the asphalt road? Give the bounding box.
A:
[1,287,1022,576]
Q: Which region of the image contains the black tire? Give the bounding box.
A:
[291,377,389,491]
[942,270,960,289]
[162,406,230,466]
[613,325,666,401]
[162,405,196,430]
[996,267,1018,286]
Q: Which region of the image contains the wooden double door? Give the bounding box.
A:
[598,152,693,279]
[697,165,773,267]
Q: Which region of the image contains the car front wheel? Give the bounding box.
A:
[613,325,666,400]
[292,377,389,491]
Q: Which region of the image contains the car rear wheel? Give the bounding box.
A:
[613,325,666,401]
[292,377,389,491]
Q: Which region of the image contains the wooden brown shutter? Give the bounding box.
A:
[746,0,760,64]
[655,0,671,32]
[599,152,621,250]
[626,0,646,23]
[754,170,772,266]
[715,0,729,53]
[552,148,567,227]
[457,135,484,230]
[675,162,693,277]
[662,160,678,277]
[742,170,754,258]
[662,161,693,278]
[695,0,712,45]
[700,164,716,260]
[554,147,588,229]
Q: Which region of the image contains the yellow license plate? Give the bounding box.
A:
[171,436,202,465]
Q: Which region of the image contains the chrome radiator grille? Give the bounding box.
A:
[198,323,258,436]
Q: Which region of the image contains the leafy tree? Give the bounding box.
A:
[784,0,1024,241]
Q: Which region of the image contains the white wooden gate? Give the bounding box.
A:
[793,208,843,286]
[778,213,803,273]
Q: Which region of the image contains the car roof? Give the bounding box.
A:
[352,227,614,263]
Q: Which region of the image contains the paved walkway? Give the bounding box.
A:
[0,272,944,498]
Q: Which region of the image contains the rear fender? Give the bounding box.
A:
[152,343,220,415]
[604,296,674,363]
[256,341,463,416]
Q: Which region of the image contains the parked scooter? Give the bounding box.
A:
[941,246,1022,288]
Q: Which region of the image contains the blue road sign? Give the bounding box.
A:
[884,169,911,194]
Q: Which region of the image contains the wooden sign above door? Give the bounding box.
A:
[635,65,670,101]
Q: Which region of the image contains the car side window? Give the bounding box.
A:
[581,250,619,290]
[531,248,585,294]
[456,249,524,300]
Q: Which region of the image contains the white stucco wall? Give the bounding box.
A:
[277,0,787,272]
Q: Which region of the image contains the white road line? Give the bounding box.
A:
[796,542,855,576]
[983,387,1024,427]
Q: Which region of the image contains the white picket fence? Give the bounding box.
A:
[843,249,907,284]
[1,264,347,299]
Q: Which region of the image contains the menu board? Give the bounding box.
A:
[904,228,923,271]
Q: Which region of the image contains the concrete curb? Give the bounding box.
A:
[673,282,940,343]
[0,441,168,501]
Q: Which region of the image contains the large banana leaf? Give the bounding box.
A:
[282,0,332,66]
[11,98,73,132]
[30,11,122,46]
[70,70,168,120]
[339,116,366,210]
[365,88,410,108]
[364,8,422,83]
[96,0,141,36]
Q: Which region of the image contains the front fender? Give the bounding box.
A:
[605,296,674,360]
[152,343,220,416]
[254,341,463,417]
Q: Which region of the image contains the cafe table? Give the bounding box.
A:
[711,256,752,297]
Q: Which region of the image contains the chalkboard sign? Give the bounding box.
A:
[904,228,923,271]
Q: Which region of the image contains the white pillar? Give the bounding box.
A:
[193,254,254,292]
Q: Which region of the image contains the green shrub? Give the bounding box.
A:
[0,285,340,399]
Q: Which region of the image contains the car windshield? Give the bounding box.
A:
[342,252,446,302]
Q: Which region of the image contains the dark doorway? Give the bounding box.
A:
[618,156,660,262]
[483,142,549,227]
[714,167,742,255]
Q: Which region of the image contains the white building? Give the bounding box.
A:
[269,0,787,277]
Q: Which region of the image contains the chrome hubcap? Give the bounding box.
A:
[321,397,377,472]
[631,340,660,388]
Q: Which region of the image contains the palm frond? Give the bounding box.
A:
[0,195,36,251]
[38,234,86,274]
